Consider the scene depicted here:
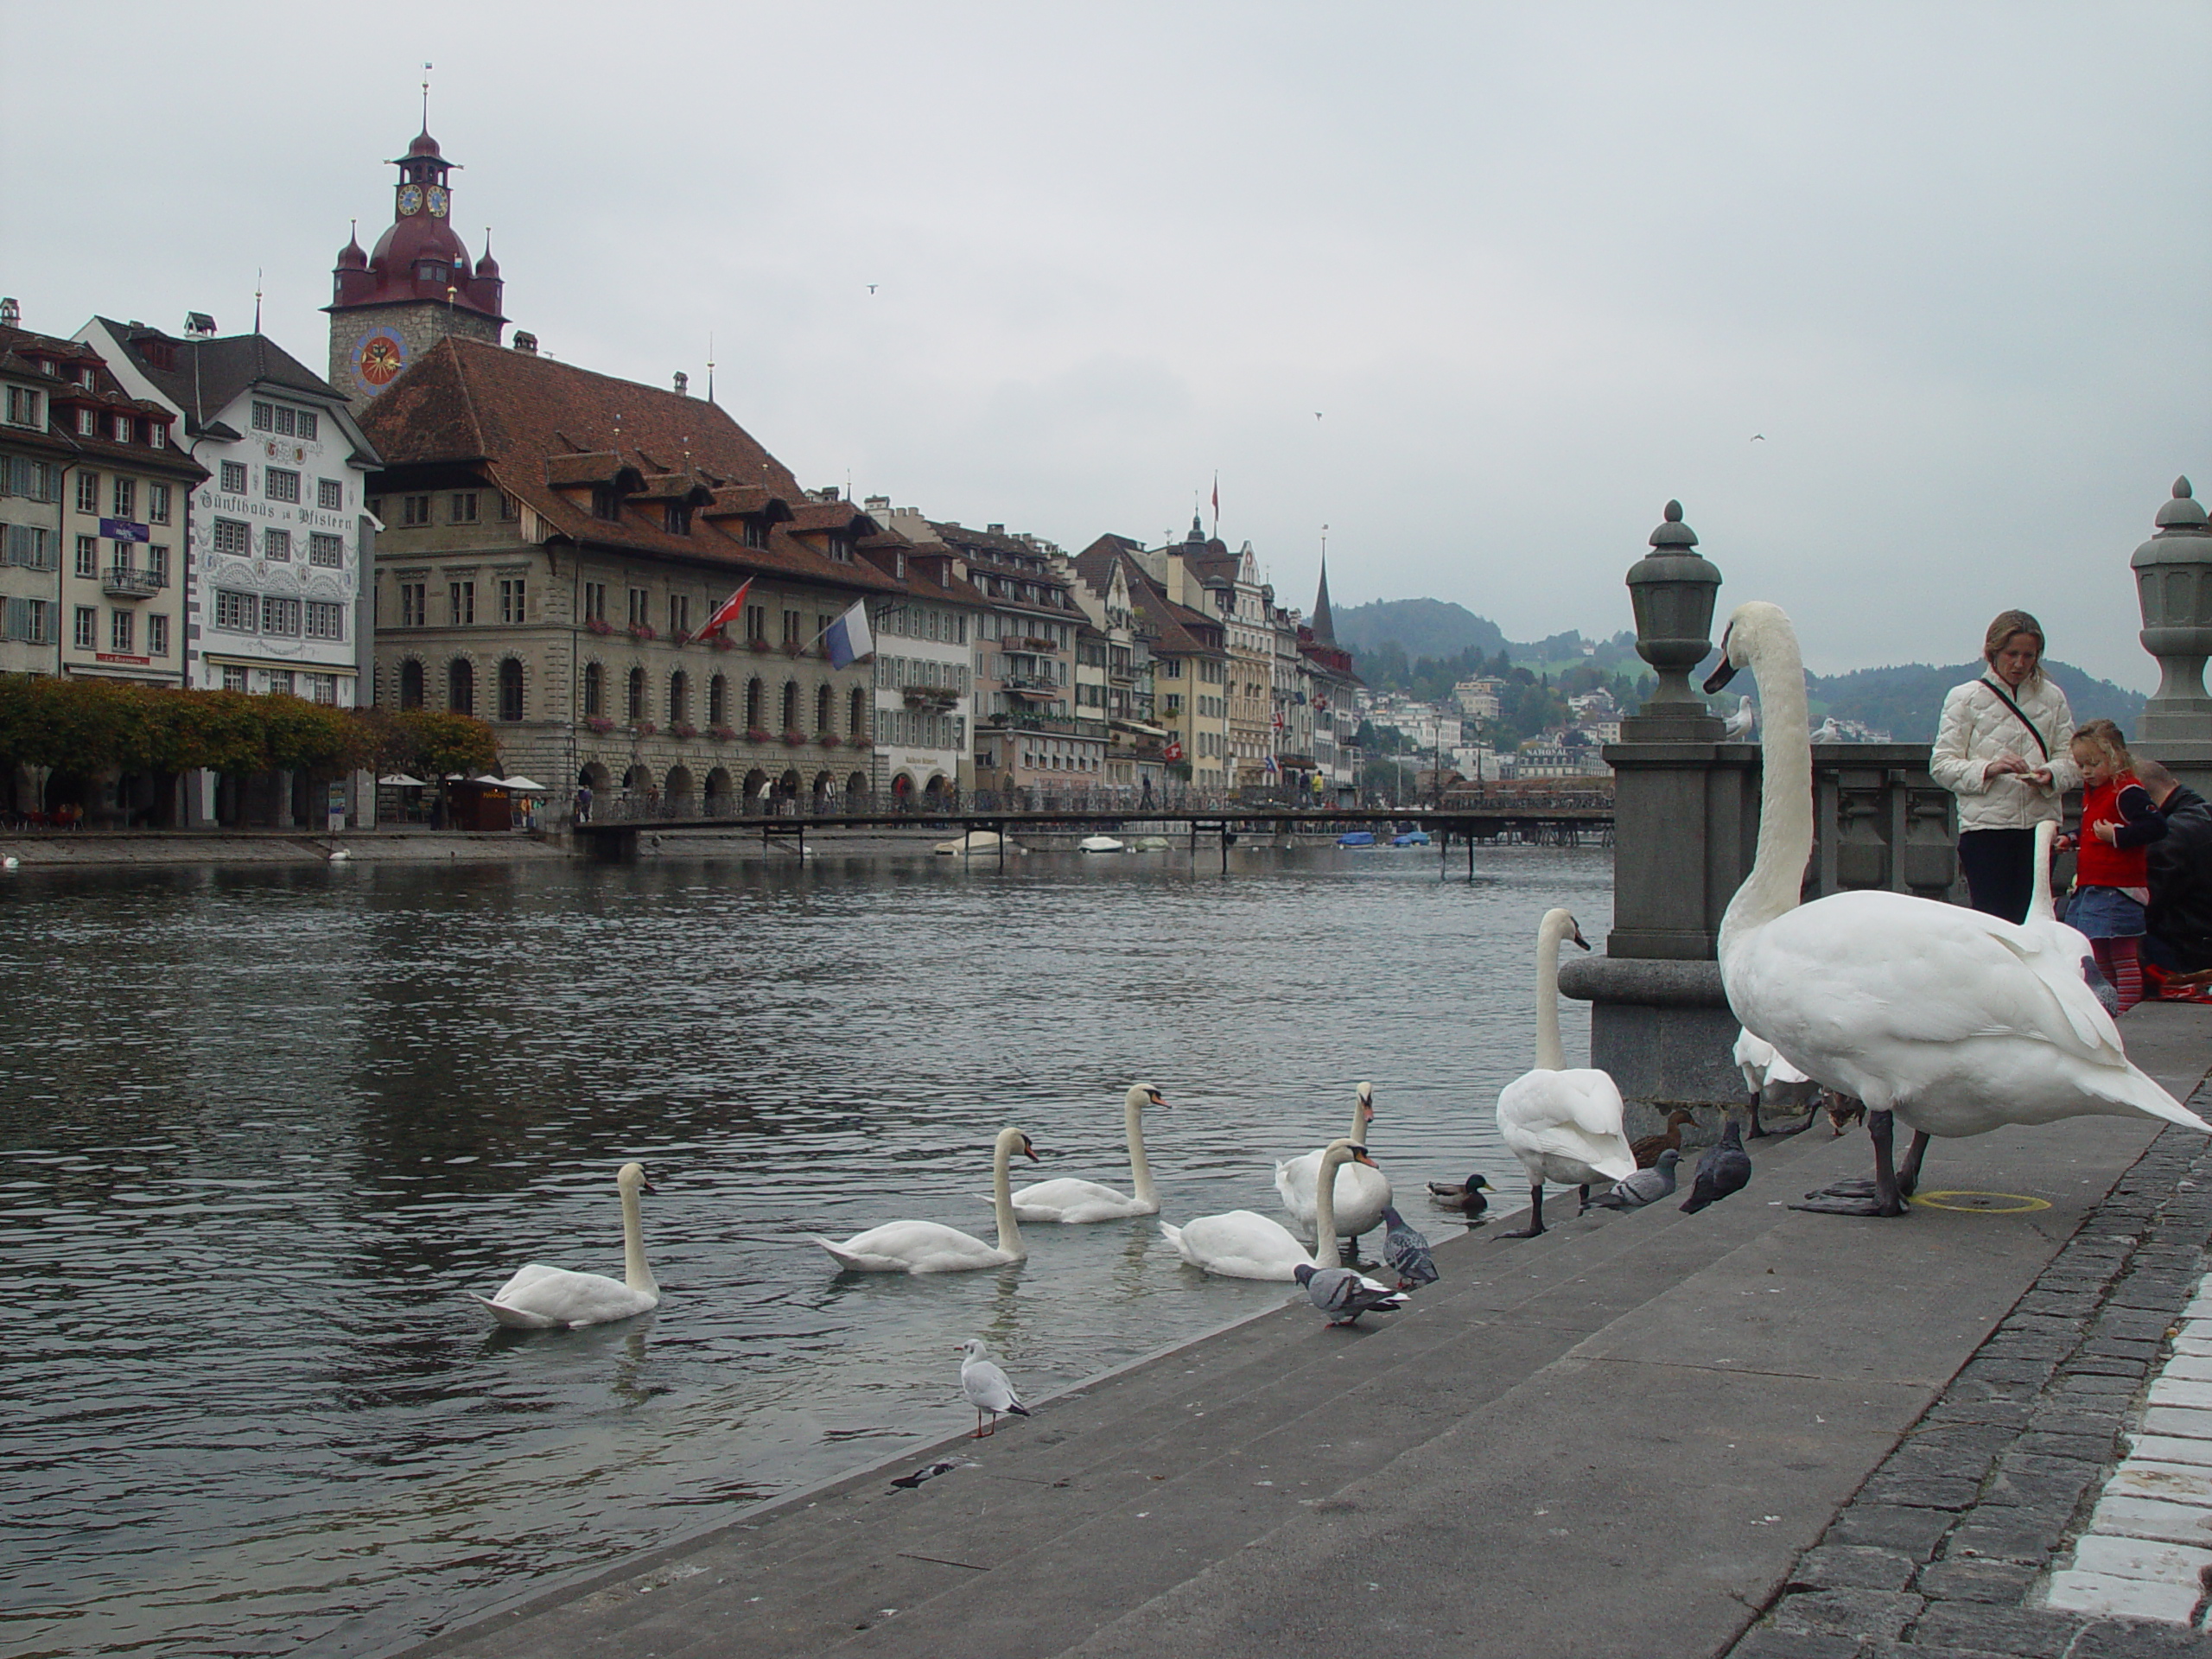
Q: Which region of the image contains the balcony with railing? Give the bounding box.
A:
[102,566,162,599]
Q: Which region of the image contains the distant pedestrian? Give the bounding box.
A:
[1929,609,2077,923]
[2061,720,2165,1011]
[575,783,593,825]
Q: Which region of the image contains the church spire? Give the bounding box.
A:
[1312,554,1336,645]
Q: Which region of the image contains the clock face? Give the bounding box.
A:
[351,327,408,392]
[397,183,423,216]
[425,185,448,219]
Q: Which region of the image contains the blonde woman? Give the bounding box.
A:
[1929,609,2079,923]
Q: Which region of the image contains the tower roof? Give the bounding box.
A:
[1311,556,1336,645]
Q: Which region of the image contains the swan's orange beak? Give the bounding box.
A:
[1023,1141,1041,1160]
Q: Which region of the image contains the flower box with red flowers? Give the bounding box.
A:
[820,733,842,748]
[627,623,657,643]
[585,617,614,636]
[634,720,658,737]
[670,630,692,648]
[709,725,738,742]
[747,638,772,654]
[584,715,616,734]
[746,726,772,743]
[710,633,736,652]
[671,721,698,740]
[781,730,807,747]
[782,641,807,658]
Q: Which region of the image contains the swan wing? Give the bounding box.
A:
[472,1268,655,1328]
[1010,1178,1147,1222]
[810,1220,1007,1274]
[1497,1071,1637,1182]
[467,1293,562,1330]
[1160,1210,1310,1280]
[1275,1151,1322,1219]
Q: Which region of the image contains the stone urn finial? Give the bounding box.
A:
[2133,476,2212,755]
[1621,499,1724,741]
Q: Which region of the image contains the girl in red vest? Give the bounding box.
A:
[2065,719,2167,1010]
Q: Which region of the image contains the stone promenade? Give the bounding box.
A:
[401,1006,2212,1659]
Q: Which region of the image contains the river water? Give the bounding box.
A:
[0,838,1607,1658]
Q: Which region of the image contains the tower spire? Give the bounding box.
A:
[1312,532,1335,645]
[421,60,433,130]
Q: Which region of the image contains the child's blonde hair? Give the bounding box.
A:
[2072,718,2134,773]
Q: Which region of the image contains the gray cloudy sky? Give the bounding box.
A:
[7,3,2206,687]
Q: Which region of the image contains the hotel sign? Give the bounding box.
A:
[99,518,149,542]
[96,652,151,665]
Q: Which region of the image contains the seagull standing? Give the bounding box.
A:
[1810,717,1844,745]
[958,1338,1029,1438]
[1721,696,1756,741]
[1293,1262,1407,1326]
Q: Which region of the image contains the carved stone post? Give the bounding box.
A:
[2133,477,2212,795]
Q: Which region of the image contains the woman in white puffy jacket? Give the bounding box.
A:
[1929,608,2079,923]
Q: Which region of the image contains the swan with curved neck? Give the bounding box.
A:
[1707,601,2205,1216]
[1011,1084,1167,1222]
[1162,1140,1373,1281]
[809,1128,1039,1272]
[471,1161,660,1329]
[1495,908,1637,1237]
[1276,1082,1392,1245]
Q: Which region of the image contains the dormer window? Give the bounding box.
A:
[77,408,97,436]
[742,519,767,549]
[826,533,850,563]
[78,366,95,389]
[112,414,134,443]
[591,486,620,522]
[664,503,691,535]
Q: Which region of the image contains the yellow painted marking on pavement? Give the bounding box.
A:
[1909,1190,2051,1215]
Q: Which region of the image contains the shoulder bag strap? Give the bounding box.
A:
[1980,677,2050,761]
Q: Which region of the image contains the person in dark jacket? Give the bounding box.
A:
[2136,759,2212,974]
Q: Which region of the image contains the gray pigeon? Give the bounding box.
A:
[1379,1205,1439,1289]
[1592,1147,1680,1210]
[1293,1262,1407,1326]
[1680,1119,1751,1213]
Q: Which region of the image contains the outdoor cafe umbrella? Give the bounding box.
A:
[376,773,429,787]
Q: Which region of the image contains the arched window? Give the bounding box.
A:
[669,670,689,724]
[448,658,474,715]
[816,683,835,734]
[745,677,763,729]
[780,680,798,731]
[627,666,645,721]
[582,661,604,716]
[709,674,728,728]
[498,657,524,722]
[399,658,424,709]
[849,685,868,741]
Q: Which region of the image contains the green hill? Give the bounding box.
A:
[1332,599,1507,663]
[1804,662,2145,744]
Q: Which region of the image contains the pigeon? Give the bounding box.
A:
[1721,696,1756,740]
[1592,1147,1680,1211]
[890,1459,961,1490]
[1293,1262,1407,1326]
[1680,1118,1751,1213]
[1427,1173,1490,1217]
[958,1338,1029,1438]
[1379,1205,1439,1289]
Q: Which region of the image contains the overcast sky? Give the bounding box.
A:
[6,3,2206,687]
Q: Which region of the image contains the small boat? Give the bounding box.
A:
[1391,830,1432,848]
[1132,836,1171,852]
[936,830,1017,855]
[1337,830,1376,848]
[1078,836,1126,854]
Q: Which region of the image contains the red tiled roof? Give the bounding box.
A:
[361,337,902,594]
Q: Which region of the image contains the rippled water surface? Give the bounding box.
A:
[0,840,1607,1657]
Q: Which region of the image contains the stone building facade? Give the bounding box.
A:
[357,334,902,816]
[0,305,68,678]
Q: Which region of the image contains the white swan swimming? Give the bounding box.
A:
[1275,1082,1393,1244]
[809,1126,1039,1272]
[1011,1084,1167,1222]
[1705,601,2207,1216]
[469,1161,660,1329]
[1496,908,1637,1237]
[1161,1139,1374,1281]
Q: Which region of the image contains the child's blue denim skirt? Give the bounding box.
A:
[2066,884,2146,938]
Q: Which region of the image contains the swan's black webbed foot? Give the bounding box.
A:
[1802,1177,1879,1200]
[1500,1185,1547,1239]
[1789,1110,1910,1217]
[1789,1190,1909,1217]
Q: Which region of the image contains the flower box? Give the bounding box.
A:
[710,633,736,652]
[746,726,772,743]
[747,637,772,653]
[584,715,615,734]
[709,725,738,742]
[671,721,699,740]
[670,630,691,648]
[782,641,807,658]
[635,720,658,736]
[781,730,807,747]
[585,617,613,636]
[627,623,657,643]
[820,733,842,748]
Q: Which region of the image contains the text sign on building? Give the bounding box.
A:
[96,652,151,665]
[99,518,149,543]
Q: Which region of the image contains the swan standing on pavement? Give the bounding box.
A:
[1011,1084,1167,1222]
[469,1161,660,1329]
[1276,1082,1393,1249]
[1497,908,1637,1238]
[1161,1139,1376,1281]
[1704,601,2208,1217]
[809,1127,1040,1272]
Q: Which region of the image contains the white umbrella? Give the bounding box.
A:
[497,775,550,792]
[377,773,429,787]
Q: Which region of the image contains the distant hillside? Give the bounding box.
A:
[1332,599,1508,663]
[1805,662,2145,745]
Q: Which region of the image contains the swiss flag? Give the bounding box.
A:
[1164,738,1185,763]
[696,575,755,641]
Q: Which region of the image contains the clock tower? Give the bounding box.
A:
[327,124,507,411]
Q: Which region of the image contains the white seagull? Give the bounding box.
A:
[958,1338,1030,1438]
[1721,696,1756,741]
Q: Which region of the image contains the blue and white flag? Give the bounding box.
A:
[1264,753,1281,778]
[823,601,875,669]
